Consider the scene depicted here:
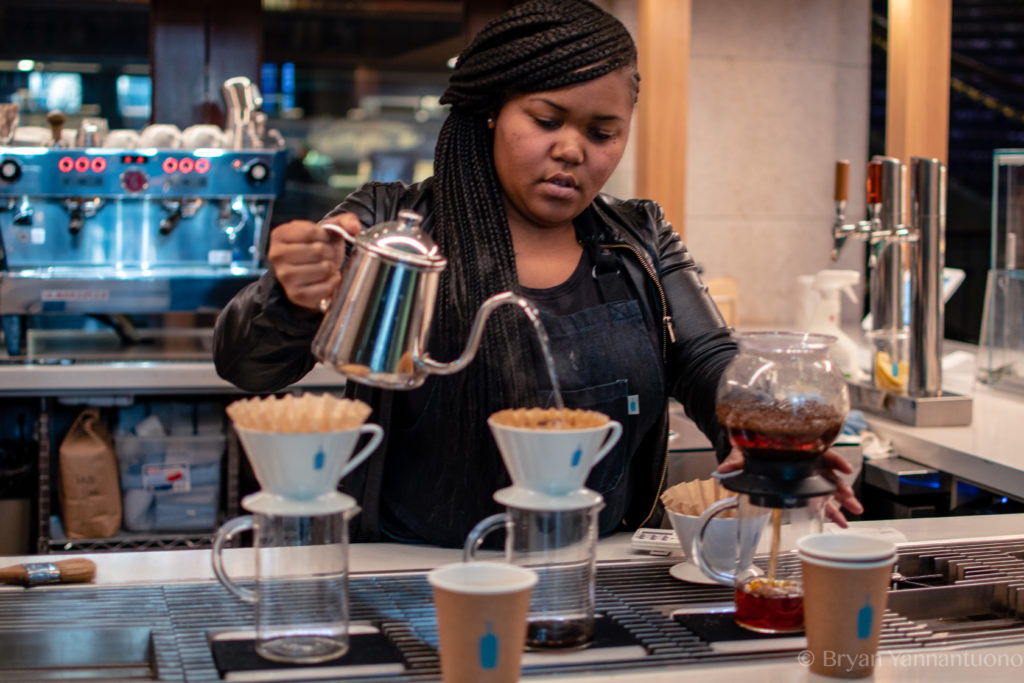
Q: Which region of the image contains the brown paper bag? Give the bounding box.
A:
[60,408,122,538]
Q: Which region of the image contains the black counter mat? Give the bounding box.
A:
[211,631,403,678]
[674,611,806,654]
[212,613,643,678]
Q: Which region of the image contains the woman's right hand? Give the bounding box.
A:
[266,212,361,312]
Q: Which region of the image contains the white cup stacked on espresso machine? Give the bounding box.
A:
[211,394,383,664]
[463,408,623,649]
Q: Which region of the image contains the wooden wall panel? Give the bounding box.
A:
[636,0,690,237]
[150,0,262,128]
[886,0,952,164]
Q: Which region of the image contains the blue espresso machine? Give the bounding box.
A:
[0,145,286,356]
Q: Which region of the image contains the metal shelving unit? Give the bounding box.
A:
[34,395,241,555]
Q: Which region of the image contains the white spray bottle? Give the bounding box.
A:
[807,269,863,381]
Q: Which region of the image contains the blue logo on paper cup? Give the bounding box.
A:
[313,449,325,471]
[478,622,498,669]
[571,445,582,467]
[856,595,873,639]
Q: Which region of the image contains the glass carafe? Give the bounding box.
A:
[715,331,849,506]
[463,493,604,650]
[694,493,828,633]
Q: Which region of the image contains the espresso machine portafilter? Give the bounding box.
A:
[830,156,971,426]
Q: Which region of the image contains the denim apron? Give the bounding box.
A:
[533,280,665,535]
[374,249,664,545]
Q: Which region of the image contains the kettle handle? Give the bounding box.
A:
[317,222,357,313]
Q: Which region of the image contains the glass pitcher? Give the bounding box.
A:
[693,493,827,633]
[211,492,360,663]
[464,492,604,649]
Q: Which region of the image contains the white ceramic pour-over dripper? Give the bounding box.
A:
[487,416,622,497]
[235,424,383,501]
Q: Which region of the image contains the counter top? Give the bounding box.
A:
[862,351,1024,502]
[0,358,343,396]
[4,515,1024,682]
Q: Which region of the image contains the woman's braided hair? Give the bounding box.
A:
[429,0,638,425]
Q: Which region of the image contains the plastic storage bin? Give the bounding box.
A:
[115,433,225,531]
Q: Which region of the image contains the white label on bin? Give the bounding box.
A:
[143,463,192,493]
[208,249,233,265]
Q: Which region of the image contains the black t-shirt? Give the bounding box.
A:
[519,247,601,316]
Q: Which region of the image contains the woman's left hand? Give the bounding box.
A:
[716,449,864,527]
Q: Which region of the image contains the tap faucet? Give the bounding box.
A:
[830,160,875,261]
[828,155,948,398]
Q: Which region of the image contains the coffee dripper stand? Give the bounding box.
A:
[693,452,836,634]
[210,428,374,664]
[463,416,622,649]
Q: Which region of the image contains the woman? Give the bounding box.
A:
[215,0,860,546]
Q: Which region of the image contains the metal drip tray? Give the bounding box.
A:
[0,628,154,680]
[888,583,1024,644]
[2,538,1024,681]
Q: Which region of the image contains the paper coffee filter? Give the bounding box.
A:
[661,478,733,517]
[490,407,607,430]
[226,393,371,433]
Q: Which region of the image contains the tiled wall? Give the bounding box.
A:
[684,0,871,327]
[606,0,873,328]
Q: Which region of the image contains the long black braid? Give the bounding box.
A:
[430,0,637,415]
[418,1,638,522]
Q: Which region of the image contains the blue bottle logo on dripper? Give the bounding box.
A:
[313,449,325,471]
[478,622,499,669]
[570,445,583,467]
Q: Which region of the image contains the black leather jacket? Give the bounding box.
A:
[214,179,737,539]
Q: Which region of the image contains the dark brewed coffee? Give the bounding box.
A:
[527,617,593,649]
[734,576,804,633]
[717,397,844,461]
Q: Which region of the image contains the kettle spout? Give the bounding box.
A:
[419,291,530,376]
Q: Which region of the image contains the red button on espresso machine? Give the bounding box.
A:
[120,169,149,193]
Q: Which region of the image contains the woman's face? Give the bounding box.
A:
[492,68,635,233]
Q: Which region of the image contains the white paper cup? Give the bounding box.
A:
[428,562,537,683]
[235,424,382,500]
[798,533,896,678]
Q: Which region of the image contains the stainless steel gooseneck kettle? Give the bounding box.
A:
[312,210,531,390]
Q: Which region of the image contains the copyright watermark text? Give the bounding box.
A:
[798,649,1024,673]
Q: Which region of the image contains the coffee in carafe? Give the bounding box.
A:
[717,397,845,463]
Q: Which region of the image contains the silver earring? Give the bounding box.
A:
[486,116,495,128]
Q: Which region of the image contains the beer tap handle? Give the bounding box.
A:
[834,160,850,204]
[46,110,66,148]
[831,159,851,261]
